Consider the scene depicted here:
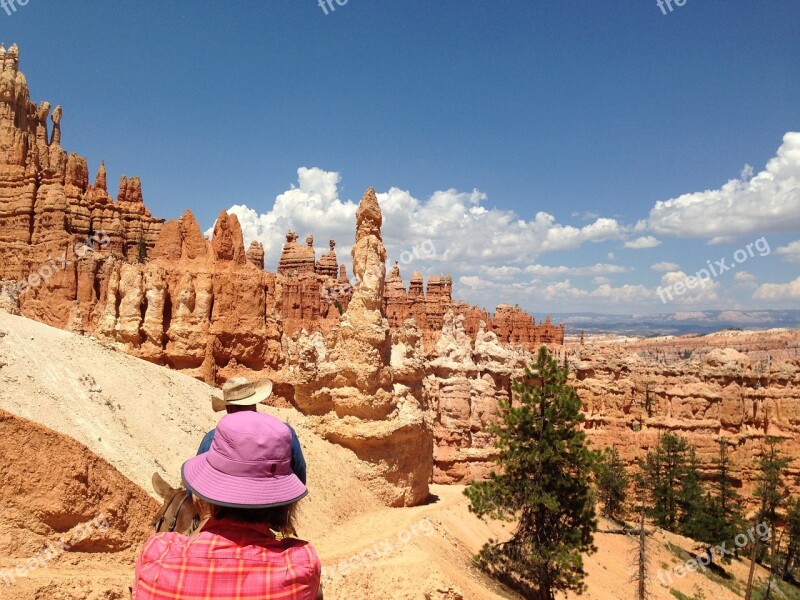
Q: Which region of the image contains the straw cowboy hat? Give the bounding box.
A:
[211,377,273,412]
[182,412,307,508]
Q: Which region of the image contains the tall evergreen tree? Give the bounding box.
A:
[755,438,790,539]
[596,446,629,522]
[678,447,709,539]
[642,432,688,532]
[465,346,598,600]
[783,497,800,580]
[746,436,790,600]
[709,438,744,559]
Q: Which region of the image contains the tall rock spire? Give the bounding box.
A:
[210,210,246,264]
[94,161,107,192]
[50,105,62,146]
[293,186,433,506]
[350,187,387,315]
[315,239,339,278]
[355,187,383,243]
[117,176,127,202]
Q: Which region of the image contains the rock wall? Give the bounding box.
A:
[423,324,800,501]
[424,312,529,483]
[0,44,163,329]
[572,331,800,509]
[384,264,564,351]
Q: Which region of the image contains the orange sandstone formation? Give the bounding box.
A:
[383,267,564,349]
[291,188,433,505]
[0,45,570,503]
[0,44,163,328]
[246,241,265,270]
[316,240,339,278]
[277,230,316,276]
[572,331,800,509]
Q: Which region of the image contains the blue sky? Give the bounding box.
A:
[3,1,799,314]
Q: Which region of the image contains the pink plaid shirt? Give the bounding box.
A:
[132,519,321,600]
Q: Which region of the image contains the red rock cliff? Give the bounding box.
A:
[0,44,164,329]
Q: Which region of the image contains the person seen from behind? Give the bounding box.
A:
[198,376,307,485]
[132,411,321,599]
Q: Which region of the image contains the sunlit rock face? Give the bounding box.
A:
[572,331,800,510]
[0,44,163,330]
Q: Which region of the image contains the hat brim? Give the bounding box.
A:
[182,453,307,509]
[211,379,273,413]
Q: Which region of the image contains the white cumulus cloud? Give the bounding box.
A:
[776,240,800,263]
[209,167,628,275]
[206,167,359,266]
[651,261,680,272]
[734,271,757,285]
[656,271,720,306]
[754,277,800,301]
[648,132,800,240]
[624,236,662,249]
[523,263,632,277]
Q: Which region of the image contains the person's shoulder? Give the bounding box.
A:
[283,538,321,566]
[197,428,216,454]
[137,532,186,563]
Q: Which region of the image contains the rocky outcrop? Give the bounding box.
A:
[424,312,538,483]
[384,268,564,351]
[94,212,284,381]
[291,188,433,506]
[316,240,339,278]
[0,44,163,329]
[0,408,158,557]
[211,210,246,264]
[423,325,800,496]
[277,231,316,276]
[150,209,208,262]
[246,241,265,269]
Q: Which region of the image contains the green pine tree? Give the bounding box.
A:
[755,438,790,530]
[678,447,708,539]
[643,432,689,532]
[596,446,629,522]
[465,346,598,600]
[783,497,800,580]
[709,438,744,560]
[754,438,790,563]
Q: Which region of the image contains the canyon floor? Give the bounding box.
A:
[0,311,782,599]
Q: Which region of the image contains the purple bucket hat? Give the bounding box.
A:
[182,412,307,508]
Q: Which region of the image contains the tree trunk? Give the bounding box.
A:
[744,539,760,600]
